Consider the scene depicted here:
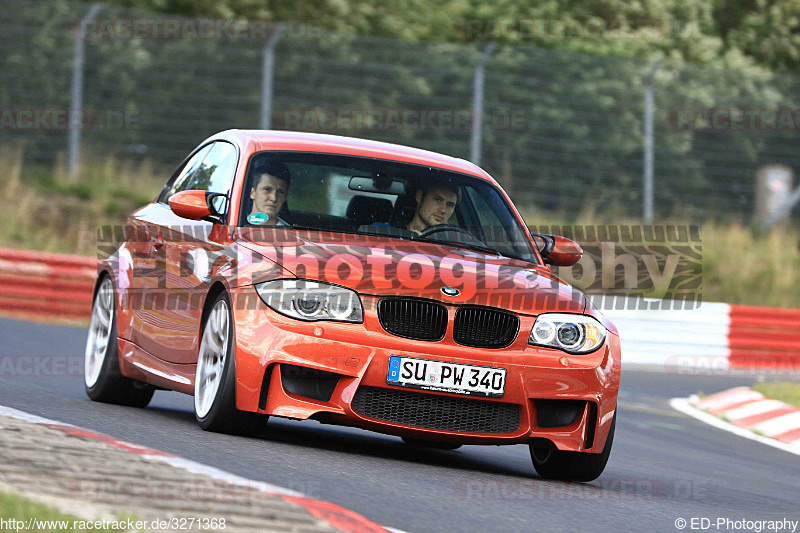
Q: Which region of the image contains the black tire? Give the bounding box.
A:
[529,413,615,482]
[194,291,266,437]
[402,436,462,450]
[84,276,154,407]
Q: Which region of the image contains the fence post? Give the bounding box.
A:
[642,60,660,224]
[761,181,800,231]
[260,23,285,130]
[67,3,101,180]
[470,42,496,166]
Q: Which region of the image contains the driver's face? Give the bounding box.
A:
[414,186,458,229]
[250,173,288,220]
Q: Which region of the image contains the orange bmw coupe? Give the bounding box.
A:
[85,130,620,481]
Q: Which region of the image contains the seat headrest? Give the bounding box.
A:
[346,196,394,226]
[388,193,418,228]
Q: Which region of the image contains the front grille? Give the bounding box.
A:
[378,298,447,341]
[352,386,520,434]
[453,306,519,348]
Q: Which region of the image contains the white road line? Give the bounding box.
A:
[0,404,409,532]
[142,454,302,497]
[0,405,77,426]
[0,405,300,496]
[670,397,800,456]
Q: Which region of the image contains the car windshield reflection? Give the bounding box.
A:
[239,152,537,263]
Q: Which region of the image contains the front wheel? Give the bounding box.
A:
[529,413,615,482]
[84,276,154,407]
[194,292,266,436]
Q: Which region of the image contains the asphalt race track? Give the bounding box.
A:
[1,317,798,533]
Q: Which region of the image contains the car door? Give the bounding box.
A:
[160,140,239,364]
[127,142,214,357]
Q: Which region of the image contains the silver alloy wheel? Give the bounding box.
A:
[194,299,230,419]
[84,278,114,388]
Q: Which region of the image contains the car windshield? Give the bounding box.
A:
[239,151,537,263]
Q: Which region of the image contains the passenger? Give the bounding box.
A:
[407,183,460,234]
[248,161,290,226]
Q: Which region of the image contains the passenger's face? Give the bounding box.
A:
[250,174,288,220]
[415,186,458,229]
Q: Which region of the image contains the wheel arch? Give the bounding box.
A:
[92,267,114,301]
[200,280,230,335]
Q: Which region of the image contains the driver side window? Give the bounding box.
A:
[159,143,214,203]
[188,141,238,215]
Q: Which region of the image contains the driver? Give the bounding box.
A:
[407,183,460,235]
[248,161,290,226]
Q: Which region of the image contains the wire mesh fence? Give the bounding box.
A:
[1,0,798,223]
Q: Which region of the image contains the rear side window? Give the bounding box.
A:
[160,143,214,203]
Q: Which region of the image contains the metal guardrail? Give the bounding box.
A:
[602,296,800,370]
[0,248,96,322]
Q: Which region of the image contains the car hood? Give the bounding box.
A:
[234,228,585,316]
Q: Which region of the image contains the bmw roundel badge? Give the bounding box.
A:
[441,286,460,297]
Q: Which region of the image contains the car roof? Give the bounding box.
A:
[206,129,494,182]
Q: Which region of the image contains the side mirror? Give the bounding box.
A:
[168,190,227,222]
[530,232,583,267]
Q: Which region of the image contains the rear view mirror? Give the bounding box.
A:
[349,175,406,195]
[530,232,583,267]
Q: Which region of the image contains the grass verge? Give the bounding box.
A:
[0,491,123,532]
[0,144,164,255]
[753,382,800,408]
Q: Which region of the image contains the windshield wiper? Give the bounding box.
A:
[424,239,505,257]
[284,223,333,232]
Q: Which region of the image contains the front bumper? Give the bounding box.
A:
[231,286,621,453]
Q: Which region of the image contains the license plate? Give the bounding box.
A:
[387,356,506,398]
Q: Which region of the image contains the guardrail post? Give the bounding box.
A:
[761,182,800,231]
[642,60,660,224]
[67,3,102,180]
[260,23,285,130]
[469,41,496,166]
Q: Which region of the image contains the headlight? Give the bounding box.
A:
[255,280,363,323]
[528,313,606,354]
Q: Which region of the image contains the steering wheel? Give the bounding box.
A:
[419,224,480,242]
